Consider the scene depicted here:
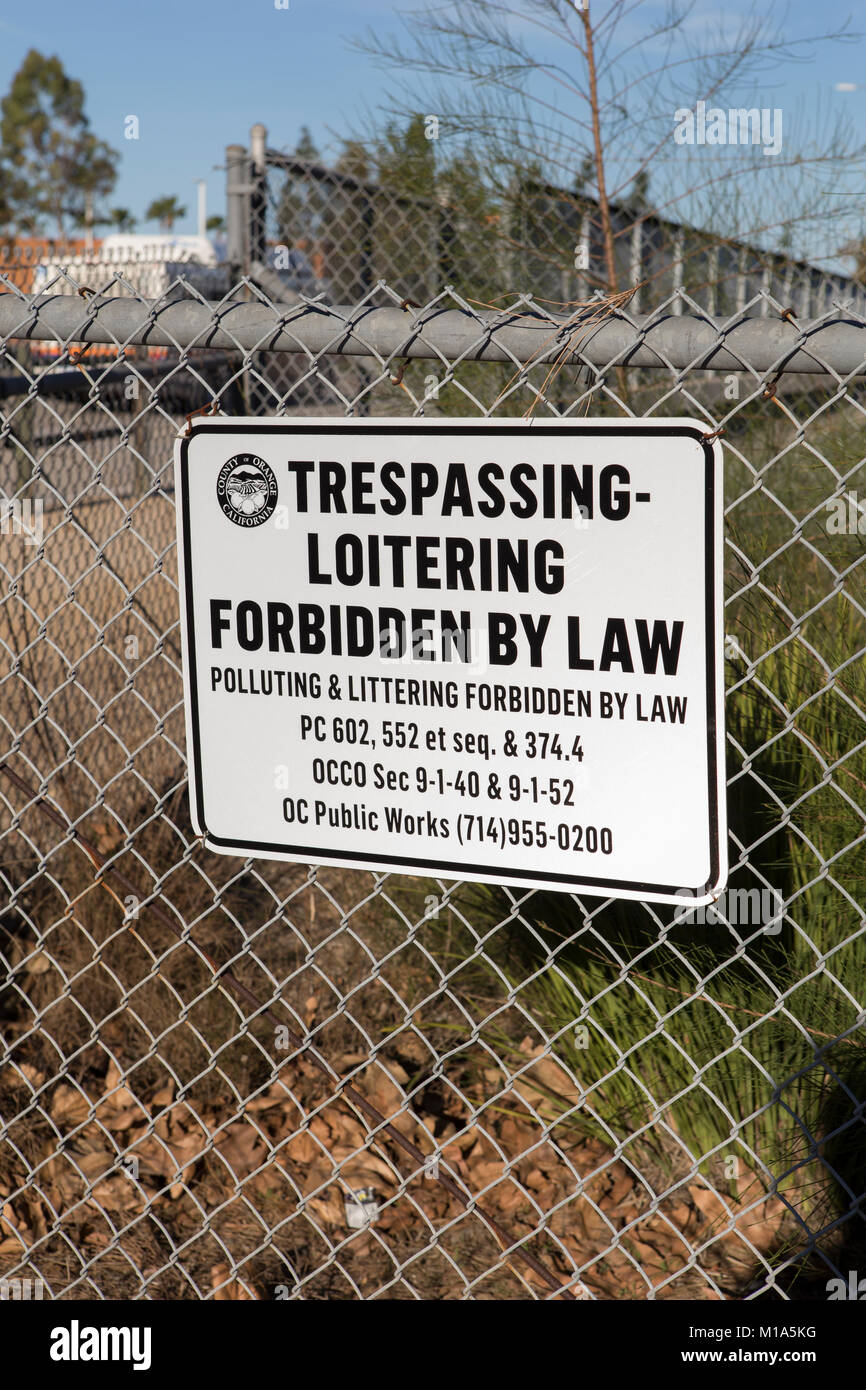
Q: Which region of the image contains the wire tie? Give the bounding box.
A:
[184,399,220,436]
[761,372,783,401]
[68,346,92,375]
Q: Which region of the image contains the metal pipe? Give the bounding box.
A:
[249,124,268,272]
[225,144,248,277]
[1,292,865,374]
[250,124,267,174]
[196,179,207,239]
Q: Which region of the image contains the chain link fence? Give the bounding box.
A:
[0,255,864,1301]
[258,149,866,320]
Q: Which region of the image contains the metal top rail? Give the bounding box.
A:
[2,292,866,375]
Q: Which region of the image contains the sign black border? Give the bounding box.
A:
[178,420,722,898]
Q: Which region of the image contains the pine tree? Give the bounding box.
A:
[0,50,118,235]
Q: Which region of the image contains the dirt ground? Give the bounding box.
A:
[0,811,793,1301]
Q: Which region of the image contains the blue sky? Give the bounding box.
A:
[0,0,863,255]
[0,0,405,232]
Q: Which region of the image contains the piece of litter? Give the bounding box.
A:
[344,1187,379,1230]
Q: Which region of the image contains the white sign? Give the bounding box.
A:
[175,417,726,905]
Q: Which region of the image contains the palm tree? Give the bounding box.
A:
[105,206,137,232]
[144,195,187,231]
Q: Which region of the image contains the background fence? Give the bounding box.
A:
[0,259,864,1300]
[255,142,866,318]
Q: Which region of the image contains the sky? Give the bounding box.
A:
[0,0,863,256]
[0,0,406,232]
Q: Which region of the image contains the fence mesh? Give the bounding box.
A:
[0,261,864,1302]
[261,153,866,320]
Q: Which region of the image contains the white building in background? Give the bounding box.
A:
[32,232,229,301]
[29,233,231,361]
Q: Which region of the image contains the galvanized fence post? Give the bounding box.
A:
[250,122,268,273]
[225,142,249,279]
